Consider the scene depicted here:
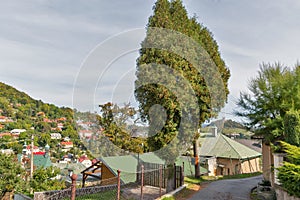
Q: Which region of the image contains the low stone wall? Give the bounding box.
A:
[14,193,33,200]
[34,184,117,200]
[34,188,71,200]
[274,185,300,200]
[76,184,117,196]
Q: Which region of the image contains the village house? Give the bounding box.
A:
[50,133,62,140]
[57,117,67,122]
[0,149,14,154]
[78,155,92,168]
[0,132,19,139]
[36,111,45,117]
[61,141,73,152]
[10,129,26,135]
[199,128,262,176]
[57,123,64,129]
[18,144,52,170]
[78,130,93,140]
[0,116,13,123]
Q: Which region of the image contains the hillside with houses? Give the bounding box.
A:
[0,82,103,196]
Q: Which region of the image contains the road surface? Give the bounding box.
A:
[188,175,262,200]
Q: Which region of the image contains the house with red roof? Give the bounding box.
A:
[61,141,73,152]
[78,155,92,167]
[0,116,13,123]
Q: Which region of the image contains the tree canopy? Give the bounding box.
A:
[277,142,300,197]
[236,63,300,144]
[134,0,230,154]
[0,153,27,198]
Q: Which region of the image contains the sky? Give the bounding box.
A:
[1,0,300,122]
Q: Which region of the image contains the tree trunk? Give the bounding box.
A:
[166,165,175,192]
[193,141,200,178]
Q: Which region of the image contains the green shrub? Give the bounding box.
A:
[277,142,300,197]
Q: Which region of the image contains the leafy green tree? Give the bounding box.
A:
[35,121,51,133]
[284,109,300,146]
[236,63,300,144]
[38,133,51,147]
[277,142,300,197]
[0,153,27,199]
[135,0,230,151]
[97,102,145,154]
[30,166,65,192]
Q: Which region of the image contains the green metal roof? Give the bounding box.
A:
[100,155,137,184]
[100,152,169,184]
[34,155,52,168]
[199,134,261,159]
[175,156,208,176]
[17,154,52,168]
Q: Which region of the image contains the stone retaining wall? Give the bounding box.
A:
[34,184,117,200]
[274,185,300,200]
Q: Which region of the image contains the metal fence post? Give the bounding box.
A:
[174,163,176,189]
[140,165,144,200]
[117,170,121,200]
[159,165,162,197]
[70,174,78,200]
[182,162,185,186]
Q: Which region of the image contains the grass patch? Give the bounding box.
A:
[172,176,202,200]
[184,176,202,185]
[198,172,262,182]
[220,172,262,180]
[161,196,175,200]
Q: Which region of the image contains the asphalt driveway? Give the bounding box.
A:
[188,175,262,200]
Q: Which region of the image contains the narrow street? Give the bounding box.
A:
[188,175,262,200]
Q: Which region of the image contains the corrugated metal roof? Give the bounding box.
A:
[175,156,208,176]
[199,134,261,159]
[100,152,172,184]
[17,154,52,168]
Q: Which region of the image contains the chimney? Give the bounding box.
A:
[211,126,218,137]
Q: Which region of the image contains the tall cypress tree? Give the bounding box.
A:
[135,0,230,156]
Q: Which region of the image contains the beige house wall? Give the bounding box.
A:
[217,158,239,175]
[240,157,261,173]
[216,157,261,176]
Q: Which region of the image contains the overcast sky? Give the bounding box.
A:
[1,0,300,122]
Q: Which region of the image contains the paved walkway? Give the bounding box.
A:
[122,185,166,200]
[188,175,262,200]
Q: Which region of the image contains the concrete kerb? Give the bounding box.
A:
[155,184,188,200]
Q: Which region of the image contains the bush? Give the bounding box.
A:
[277,142,300,197]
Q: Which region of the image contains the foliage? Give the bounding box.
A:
[134,0,230,152]
[236,63,300,143]
[277,141,300,197]
[0,82,81,160]
[161,197,175,200]
[184,176,202,185]
[30,166,65,192]
[97,102,146,154]
[0,153,27,198]
[283,109,300,146]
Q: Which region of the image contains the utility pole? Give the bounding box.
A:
[30,134,34,179]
